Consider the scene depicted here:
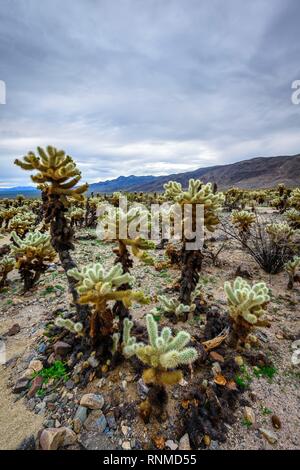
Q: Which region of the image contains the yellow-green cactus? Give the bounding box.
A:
[11,230,56,290]
[9,212,36,237]
[231,210,255,235]
[284,256,300,290]
[224,277,271,345]
[150,295,193,319]
[0,255,14,288]
[164,178,224,232]
[289,188,300,211]
[285,208,300,229]
[123,313,197,385]
[266,222,294,242]
[68,262,149,344]
[55,317,84,335]
[15,146,88,206]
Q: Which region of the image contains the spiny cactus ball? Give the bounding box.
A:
[224,277,270,326]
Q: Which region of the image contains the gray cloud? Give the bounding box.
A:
[0,0,300,187]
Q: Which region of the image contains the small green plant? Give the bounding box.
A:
[242,418,252,428]
[235,365,252,389]
[253,365,277,380]
[34,360,69,383]
[261,406,272,415]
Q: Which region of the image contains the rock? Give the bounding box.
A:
[122,441,131,450]
[16,435,36,450]
[259,428,278,445]
[106,412,117,430]
[28,360,43,373]
[13,378,29,394]
[79,431,115,450]
[39,427,66,450]
[209,351,224,363]
[137,378,149,397]
[121,424,130,436]
[211,362,222,377]
[165,439,178,450]
[271,415,281,429]
[6,323,21,336]
[235,265,252,279]
[83,410,107,432]
[209,440,219,450]
[178,433,191,451]
[80,393,104,410]
[27,375,43,398]
[73,418,82,434]
[62,428,77,446]
[74,405,88,423]
[21,368,35,379]
[38,343,47,354]
[244,406,256,425]
[53,341,71,357]
[65,379,75,390]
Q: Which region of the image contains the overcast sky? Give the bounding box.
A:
[0,0,300,187]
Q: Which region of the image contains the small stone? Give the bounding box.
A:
[259,428,278,445]
[74,405,88,423]
[13,378,29,394]
[6,323,21,336]
[84,410,107,432]
[209,351,224,363]
[106,412,117,430]
[271,415,281,429]
[21,368,35,379]
[65,379,75,390]
[244,406,256,425]
[80,393,104,410]
[28,360,43,373]
[165,439,178,450]
[122,441,131,450]
[88,356,99,368]
[27,376,43,398]
[39,427,66,450]
[137,378,149,397]
[211,362,222,377]
[38,343,47,354]
[62,427,77,446]
[121,380,127,390]
[178,433,191,451]
[209,440,219,450]
[73,418,82,434]
[53,341,71,357]
[121,424,129,436]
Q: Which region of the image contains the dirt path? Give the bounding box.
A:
[0,303,44,449]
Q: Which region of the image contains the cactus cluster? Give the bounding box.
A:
[68,262,148,308]
[55,317,84,335]
[0,255,15,288]
[224,277,271,345]
[151,295,193,320]
[289,188,300,211]
[11,230,56,290]
[284,256,300,290]
[266,222,294,242]
[285,208,300,229]
[15,146,88,206]
[123,313,197,385]
[164,179,224,232]
[9,212,36,237]
[231,210,255,235]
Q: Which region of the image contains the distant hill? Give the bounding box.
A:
[89,154,300,193]
[1,154,299,198]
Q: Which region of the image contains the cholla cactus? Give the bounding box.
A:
[124,313,197,386]
[0,255,14,289]
[55,317,84,335]
[164,179,224,232]
[68,262,149,345]
[1,207,19,229]
[231,210,255,237]
[9,212,36,237]
[15,146,88,206]
[69,207,85,227]
[284,256,300,290]
[266,222,294,242]
[289,188,300,211]
[224,277,271,346]
[285,208,300,229]
[150,295,192,320]
[11,230,56,290]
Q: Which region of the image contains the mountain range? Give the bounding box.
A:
[0,154,299,198]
